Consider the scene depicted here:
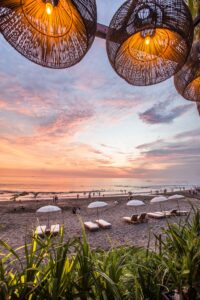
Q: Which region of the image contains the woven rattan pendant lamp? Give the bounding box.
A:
[174,41,200,102]
[0,0,97,68]
[106,0,194,86]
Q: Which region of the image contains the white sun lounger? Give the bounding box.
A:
[84,221,99,231]
[151,210,188,217]
[138,213,148,223]
[50,224,60,235]
[123,213,148,224]
[162,211,173,217]
[147,212,166,219]
[35,225,47,236]
[175,210,189,216]
[164,209,189,216]
[164,209,177,216]
[95,219,112,229]
[123,214,139,224]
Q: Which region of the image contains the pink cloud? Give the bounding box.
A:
[136,139,164,150]
[37,109,94,138]
[139,101,193,124]
[100,98,138,110]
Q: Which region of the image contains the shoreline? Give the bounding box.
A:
[0,183,197,198]
[0,187,197,203]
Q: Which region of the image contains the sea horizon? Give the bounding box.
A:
[0,176,198,202]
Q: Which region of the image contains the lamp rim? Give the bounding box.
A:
[106,0,194,86]
[108,27,192,86]
[21,0,75,38]
[0,0,97,69]
[182,76,200,102]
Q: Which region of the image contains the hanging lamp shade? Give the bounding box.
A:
[0,0,97,68]
[174,41,200,102]
[106,0,194,86]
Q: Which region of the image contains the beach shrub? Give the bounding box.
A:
[0,281,8,300]
[155,209,200,300]
[93,246,134,299]
[0,210,199,299]
[123,248,166,300]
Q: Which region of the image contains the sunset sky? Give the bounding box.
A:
[0,0,200,186]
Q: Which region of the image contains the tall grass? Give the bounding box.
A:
[155,209,200,299]
[0,209,200,299]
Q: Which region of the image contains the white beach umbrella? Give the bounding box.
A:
[127,200,145,213]
[150,196,168,203]
[88,201,108,220]
[150,196,168,212]
[37,205,61,213]
[168,194,184,200]
[36,205,61,227]
[168,194,184,210]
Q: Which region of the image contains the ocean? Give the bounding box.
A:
[0,176,196,202]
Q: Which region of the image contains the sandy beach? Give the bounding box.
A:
[0,192,200,251]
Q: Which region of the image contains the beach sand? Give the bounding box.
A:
[0,193,199,251]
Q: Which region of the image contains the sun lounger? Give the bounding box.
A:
[50,224,60,235]
[35,225,47,236]
[168,209,177,216]
[176,210,189,216]
[147,212,166,219]
[137,213,148,223]
[95,219,111,229]
[123,214,139,224]
[162,210,188,216]
[84,221,99,231]
[123,213,148,224]
[160,209,177,216]
[123,217,133,223]
[162,211,173,217]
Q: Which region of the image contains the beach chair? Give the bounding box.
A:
[176,210,189,216]
[162,209,188,217]
[95,219,112,229]
[35,225,47,236]
[137,213,148,223]
[84,221,99,232]
[147,212,166,219]
[50,224,60,235]
[161,209,177,216]
[123,214,139,224]
[159,210,173,217]
[169,209,177,216]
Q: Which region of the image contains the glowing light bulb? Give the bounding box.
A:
[145,36,151,45]
[46,3,53,15]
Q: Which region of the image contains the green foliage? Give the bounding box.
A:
[187,0,200,17]
[0,211,200,299]
[187,0,200,40]
[155,209,200,300]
